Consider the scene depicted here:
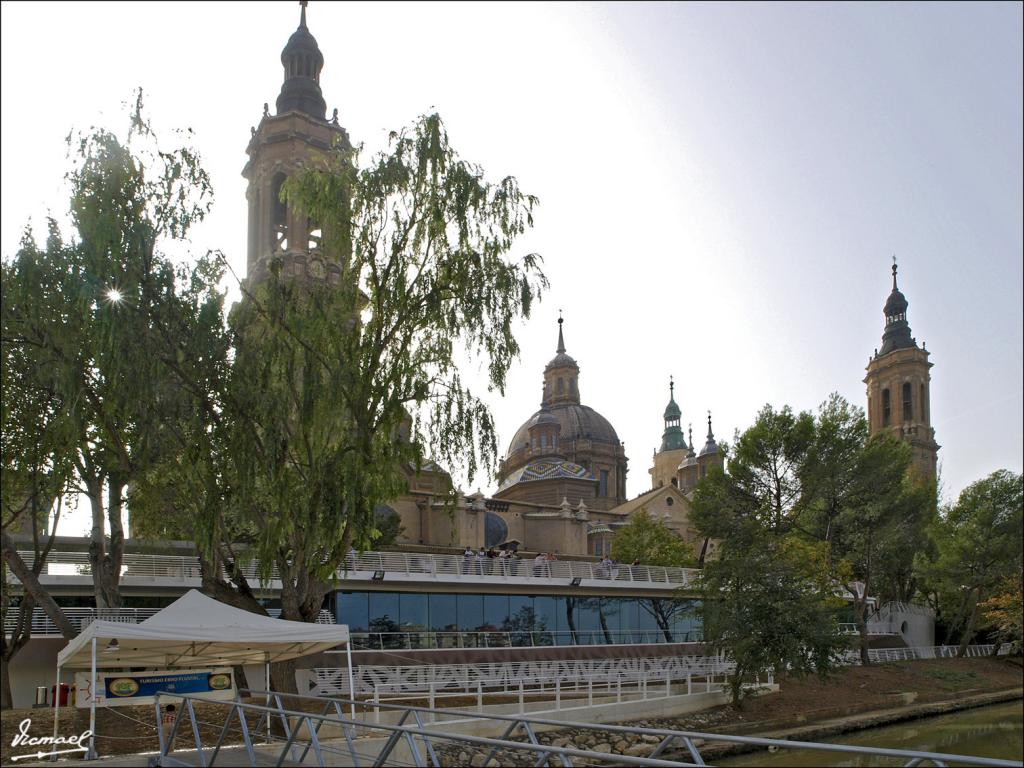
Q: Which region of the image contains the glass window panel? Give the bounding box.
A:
[483,595,510,631]
[601,597,622,642]
[399,593,428,631]
[429,594,458,631]
[555,596,577,645]
[506,596,535,645]
[533,596,557,646]
[577,598,603,645]
[336,592,368,633]
[457,593,484,631]
[368,592,400,633]
[619,598,639,642]
[636,598,661,641]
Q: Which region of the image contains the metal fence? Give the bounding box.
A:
[2,606,333,636]
[8,548,699,589]
[310,654,734,696]
[852,643,1011,663]
[348,628,703,650]
[148,688,1024,768]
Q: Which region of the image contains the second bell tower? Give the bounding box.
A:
[242,2,350,286]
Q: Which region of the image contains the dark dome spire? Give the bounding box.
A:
[276,1,327,120]
[699,411,719,457]
[545,311,578,372]
[878,257,916,356]
[660,376,686,452]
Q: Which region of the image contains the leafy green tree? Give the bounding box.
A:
[926,470,1023,655]
[185,113,545,692]
[692,404,814,539]
[611,508,696,641]
[2,94,221,609]
[610,508,695,567]
[698,531,846,706]
[799,394,934,663]
[980,571,1023,654]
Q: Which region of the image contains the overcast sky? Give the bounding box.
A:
[2,1,1021,535]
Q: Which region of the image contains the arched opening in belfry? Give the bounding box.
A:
[902,382,913,422]
[271,172,289,251]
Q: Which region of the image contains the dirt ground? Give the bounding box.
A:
[1,657,1020,764]
[654,656,1024,735]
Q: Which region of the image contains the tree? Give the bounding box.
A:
[799,394,933,663]
[611,508,696,641]
[927,470,1023,655]
[191,113,545,689]
[691,404,848,704]
[611,508,695,567]
[697,531,846,706]
[980,571,1023,654]
[2,93,220,609]
[692,404,814,539]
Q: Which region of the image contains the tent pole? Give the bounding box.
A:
[89,636,97,760]
[50,663,61,762]
[345,641,356,720]
[265,657,271,744]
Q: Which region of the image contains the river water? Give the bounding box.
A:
[716,700,1023,766]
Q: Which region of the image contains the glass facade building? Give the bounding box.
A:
[336,590,702,648]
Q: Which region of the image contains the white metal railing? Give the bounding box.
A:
[7,549,700,590]
[837,622,898,636]
[311,653,735,696]
[348,628,703,651]
[3,606,333,636]
[846,643,1011,663]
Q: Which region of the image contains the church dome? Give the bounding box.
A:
[508,403,620,458]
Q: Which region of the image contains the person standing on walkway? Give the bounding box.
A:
[161,704,178,755]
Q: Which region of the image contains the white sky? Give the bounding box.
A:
[2,1,1021,537]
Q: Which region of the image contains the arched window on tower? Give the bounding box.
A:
[902,382,912,422]
[882,389,891,426]
[270,172,288,251]
[920,383,927,422]
[307,217,322,254]
[557,378,564,394]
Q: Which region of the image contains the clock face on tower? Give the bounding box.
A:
[309,259,325,279]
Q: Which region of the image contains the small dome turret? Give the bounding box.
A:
[699,411,719,457]
[659,377,687,452]
[276,2,328,120]
[878,259,917,356]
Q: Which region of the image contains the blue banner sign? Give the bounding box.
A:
[75,668,235,707]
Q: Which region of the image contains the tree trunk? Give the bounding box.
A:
[597,603,613,644]
[85,475,120,610]
[1,533,77,639]
[1,657,11,710]
[957,589,982,658]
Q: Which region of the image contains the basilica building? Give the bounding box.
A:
[244,7,938,561]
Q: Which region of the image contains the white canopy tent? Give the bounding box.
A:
[53,590,352,759]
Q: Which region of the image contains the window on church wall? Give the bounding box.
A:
[599,470,608,497]
[569,378,577,393]
[307,217,322,253]
[882,388,891,426]
[270,172,289,251]
[920,384,927,422]
[557,378,564,394]
[902,382,912,421]
[540,434,547,450]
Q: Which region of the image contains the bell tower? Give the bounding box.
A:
[864,260,939,480]
[242,2,350,286]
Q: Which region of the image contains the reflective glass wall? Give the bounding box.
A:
[336,591,702,649]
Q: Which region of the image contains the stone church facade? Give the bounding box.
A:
[244,8,938,560]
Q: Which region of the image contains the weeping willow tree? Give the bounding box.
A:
[202,114,546,657]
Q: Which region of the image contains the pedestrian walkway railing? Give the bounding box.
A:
[149,688,1023,767]
[837,622,898,636]
[9,548,699,591]
[851,643,1011,663]
[310,653,733,696]
[347,628,703,650]
[3,605,333,637]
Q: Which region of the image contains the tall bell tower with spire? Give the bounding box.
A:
[864,260,939,481]
[242,1,351,286]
